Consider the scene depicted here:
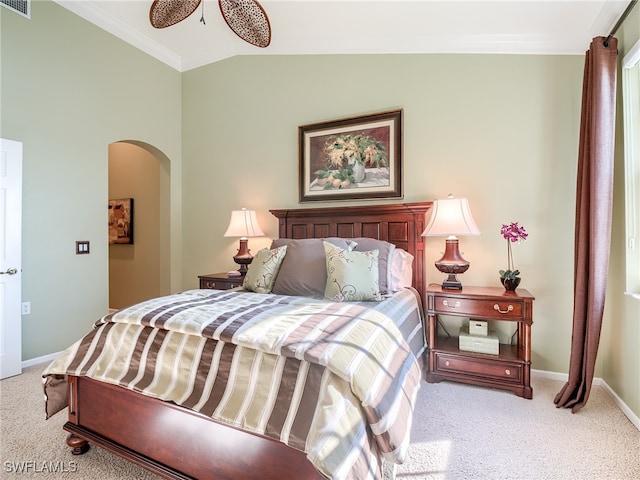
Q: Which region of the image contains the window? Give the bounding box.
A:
[623,39,640,299]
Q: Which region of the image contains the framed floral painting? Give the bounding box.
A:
[298,109,402,202]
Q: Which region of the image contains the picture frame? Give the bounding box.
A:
[299,109,403,202]
[108,198,134,244]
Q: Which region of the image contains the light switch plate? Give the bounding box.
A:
[76,241,90,254]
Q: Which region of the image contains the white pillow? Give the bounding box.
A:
[323,242,382,302]
[242,245,288,294]
[389,248,414,292]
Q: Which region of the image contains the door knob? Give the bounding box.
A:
[0,268,18,275]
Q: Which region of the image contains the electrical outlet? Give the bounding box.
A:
[21,302,31,315]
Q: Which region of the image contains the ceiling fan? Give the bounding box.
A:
[149,0,271,48]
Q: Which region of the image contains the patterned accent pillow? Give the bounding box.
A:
[323,242,382,302]
[243,245,288,294]
[350,238,395,294]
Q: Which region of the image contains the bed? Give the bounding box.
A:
[43,202,432,480]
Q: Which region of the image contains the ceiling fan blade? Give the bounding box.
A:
[150,0,202,29]
[218,0,272,48]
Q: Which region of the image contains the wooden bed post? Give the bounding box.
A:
[66,376,89,454]
[66,434,89,455]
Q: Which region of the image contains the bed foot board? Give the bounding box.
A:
[63,421,192,479]
[65,432,89,455]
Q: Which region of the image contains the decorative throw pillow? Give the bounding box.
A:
[350,238,395,294]
[323,242,382,302]
[242,245,287,294]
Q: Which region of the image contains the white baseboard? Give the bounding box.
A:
[531,368,568,382]
[598,378,640,431]
[532,368,640,431]
[22,351,61,369]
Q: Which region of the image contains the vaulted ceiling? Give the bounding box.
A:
[55,0,632,72]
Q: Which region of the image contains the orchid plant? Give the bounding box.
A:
[499,222,528,280]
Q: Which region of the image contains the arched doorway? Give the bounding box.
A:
[108,141,171,309]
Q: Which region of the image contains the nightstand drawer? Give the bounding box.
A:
[200,279,235,290]
[434,295,524,320]
[435,353,523,384]
[198,273,244,291]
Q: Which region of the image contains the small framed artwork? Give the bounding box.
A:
[299,109,402,202]
[108,198,134,244]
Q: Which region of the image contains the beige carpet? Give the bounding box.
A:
[399,376,639,480]
[1,364,638,479]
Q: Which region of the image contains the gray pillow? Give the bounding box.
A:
[271,237,351,298]
[350,238,395,294]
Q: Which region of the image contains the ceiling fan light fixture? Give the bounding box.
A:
[149,0,272,49]
[150,0,202,29]
[218,0,271,48]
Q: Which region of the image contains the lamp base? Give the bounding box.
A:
[435,238,471,290]
[441,274,463,290]
[233,238,254,275]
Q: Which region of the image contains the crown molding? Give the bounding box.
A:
[55,0,183,71]
[54,0,632,73]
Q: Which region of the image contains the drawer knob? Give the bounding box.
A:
[442,300,461,309]
[505,369,511,375]
[494,304,514,314]
[445,360,450,367]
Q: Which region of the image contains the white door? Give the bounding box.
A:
[0,138,22,379]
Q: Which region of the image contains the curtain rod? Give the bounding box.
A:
[604,0,638,47]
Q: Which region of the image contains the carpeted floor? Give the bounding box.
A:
[398,375,639,479]
[1,364,638,479]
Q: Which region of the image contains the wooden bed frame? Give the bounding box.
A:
[63,202,432,480]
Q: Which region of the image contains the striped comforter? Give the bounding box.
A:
[43,288,426,480]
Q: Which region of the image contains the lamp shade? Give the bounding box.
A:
[224,208,265,238]
[422,194,480,237]
[422,194,480,290]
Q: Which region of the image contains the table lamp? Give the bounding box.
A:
[422,194,481,289]
[224,208,265,275]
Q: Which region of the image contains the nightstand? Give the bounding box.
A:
[198,272,244,290]
[425,284,535,399]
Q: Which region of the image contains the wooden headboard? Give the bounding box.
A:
[270,202,432,297]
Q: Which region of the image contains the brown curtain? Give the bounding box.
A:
[554,37,618,413]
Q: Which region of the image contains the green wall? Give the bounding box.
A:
[2,0,638,420]
[182,53,584,375]
[600,4,640,424]
[1,1,183,356]
[181,52,638,418]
